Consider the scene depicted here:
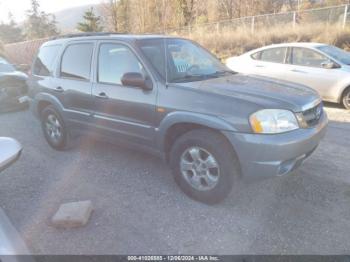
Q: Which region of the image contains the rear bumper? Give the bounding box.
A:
[223,112,328,179]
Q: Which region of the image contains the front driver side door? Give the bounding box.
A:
[92,42,157,147]
[283,47,344,100]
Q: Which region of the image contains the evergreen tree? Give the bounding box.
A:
[0,13,24,43]
[77,7,104,32]
[23,0,59,40]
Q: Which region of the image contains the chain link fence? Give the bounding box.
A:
[164,4,350,36]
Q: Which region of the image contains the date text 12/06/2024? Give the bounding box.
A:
[127,256,219,261]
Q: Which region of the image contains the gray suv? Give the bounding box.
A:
[28,33,328,204]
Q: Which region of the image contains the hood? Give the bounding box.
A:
[182,74,321,112]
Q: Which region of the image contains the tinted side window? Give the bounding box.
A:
[137,39,166,79]
[0,57,9,64]
[260,47,287,63]
[60,43,93,80]
[292,47,329,67]
[98,43,145,85]
[33,45,61,76]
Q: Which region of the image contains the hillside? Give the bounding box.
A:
[53,4,102,33]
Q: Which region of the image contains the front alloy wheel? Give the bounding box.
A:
[170,129,240,204]
[180,147,220,191]
[343,89,350,110]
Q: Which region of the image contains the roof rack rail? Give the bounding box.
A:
[50,32,120,40]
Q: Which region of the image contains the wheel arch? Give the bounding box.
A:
[156,112,238,162]
[341,85,350,100]
[33,93,64,117]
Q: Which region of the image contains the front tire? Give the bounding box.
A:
[342,88,350,110]
[169,129,240,204]
[40,105,68,150]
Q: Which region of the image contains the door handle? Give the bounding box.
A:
[54,86,64,92]
[95,92,108,99]
[255,65,265,68]
[291,69,306,73]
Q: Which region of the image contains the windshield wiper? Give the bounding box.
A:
[210,70,237,76]
[170,70,236,83]
[171,74,210,83]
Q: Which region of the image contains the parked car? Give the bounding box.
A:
[28,34,327,204]
[0,137,22,172]
[226,43,350,109]
[0,137,30,259]
[0,57,29,113]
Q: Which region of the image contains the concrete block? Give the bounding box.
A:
[51,200,93,228]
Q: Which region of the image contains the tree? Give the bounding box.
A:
[0,13,24,43]
[77,7,104,32]
[176,0,196,26]
[100,0,130,32]
[0,40,4,58]
[23,0,59,40]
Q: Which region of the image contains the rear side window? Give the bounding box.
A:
[60,43,93,80]
[260,47,287,63]
[33,45,61,76]
[251,52,261,60]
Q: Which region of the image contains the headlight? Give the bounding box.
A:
[249,109,299,134]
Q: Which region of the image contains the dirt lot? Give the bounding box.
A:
[0,104,349,255]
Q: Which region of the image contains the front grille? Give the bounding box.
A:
[302,103,323,127]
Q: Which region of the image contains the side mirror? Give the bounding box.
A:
[0,138,22,173]
[121,72,153,91]
[321,61,339,69]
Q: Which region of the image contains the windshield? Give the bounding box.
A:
[317,45,350,65]
[137,38,233,83]
[0,62,16,73]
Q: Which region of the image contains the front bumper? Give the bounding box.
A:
[223,112,328,179]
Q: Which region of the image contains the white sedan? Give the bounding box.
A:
[226,43,350,109]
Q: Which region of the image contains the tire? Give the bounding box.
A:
[169,129,240,204]
[342,88,350,110]
[40,105,68,150]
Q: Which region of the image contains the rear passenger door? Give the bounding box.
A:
[249,47,289,80]
[91,41,157,146]
[54,41,95,128]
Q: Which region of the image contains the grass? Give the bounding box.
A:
[175,23,350,61]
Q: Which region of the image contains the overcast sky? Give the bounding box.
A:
[0,0,102,22]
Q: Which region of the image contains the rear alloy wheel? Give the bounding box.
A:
[41,106,68,150]
[170,129,240,204]
[343,88,350,110]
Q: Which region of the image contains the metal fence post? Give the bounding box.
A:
[251,16,255,33]
[343,5,348,29]
[293,11,296,28]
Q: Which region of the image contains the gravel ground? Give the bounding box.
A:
[0,103,349,255]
